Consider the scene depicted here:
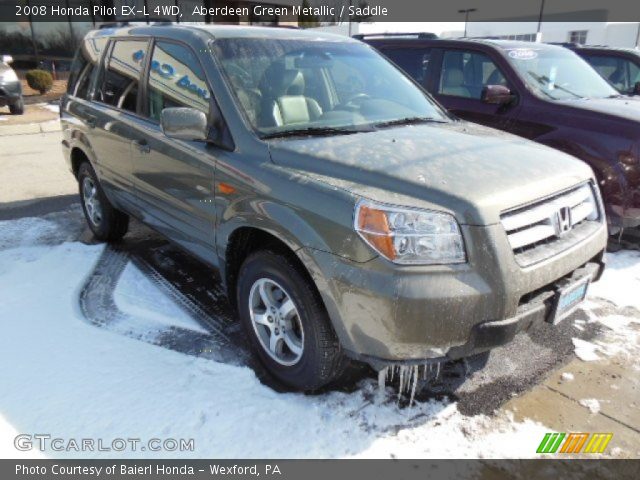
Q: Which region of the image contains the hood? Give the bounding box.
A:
[268,122,594,226]
[560,96,640,122]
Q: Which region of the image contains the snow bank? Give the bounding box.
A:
[0,216,551,459]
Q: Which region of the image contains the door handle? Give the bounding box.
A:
[86,116,96,129]
[133,139,151,154]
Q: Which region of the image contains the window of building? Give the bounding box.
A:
[497,33,537,42]
[569,30,588,44]
[438,50,507,99]
[146,41,211,122]
[98,40,148,112]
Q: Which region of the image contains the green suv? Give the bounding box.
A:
[61,25,607,391]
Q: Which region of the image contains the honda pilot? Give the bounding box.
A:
[61,26,607,391]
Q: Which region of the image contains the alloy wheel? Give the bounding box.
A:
[248,278,304,366]
[82,176,103,227]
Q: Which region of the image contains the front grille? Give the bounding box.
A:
[501,182,602,267]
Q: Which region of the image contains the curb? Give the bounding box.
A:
[0,120,61,136]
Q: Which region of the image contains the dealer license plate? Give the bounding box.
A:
[549,276,591,325]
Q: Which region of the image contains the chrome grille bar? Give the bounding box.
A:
[501,183,600,266]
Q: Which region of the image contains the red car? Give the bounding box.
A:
[362,35,640,233]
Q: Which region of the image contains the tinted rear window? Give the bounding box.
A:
[97,40,148,112]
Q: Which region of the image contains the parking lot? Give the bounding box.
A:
[0,125,638,458]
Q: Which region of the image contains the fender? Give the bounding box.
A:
[216,200,334,263]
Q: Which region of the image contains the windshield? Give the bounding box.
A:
[505,46,619,100]
[211,37,448,137]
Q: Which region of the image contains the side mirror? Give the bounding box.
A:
[633,82,640,96]
[481,84,514,105]
[2,55,13,64]
[160,107,208,141]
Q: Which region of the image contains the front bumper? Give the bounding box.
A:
[0,80,22,106]
[300,221,607,369]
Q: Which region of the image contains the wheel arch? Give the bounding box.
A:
[223,226,311,311]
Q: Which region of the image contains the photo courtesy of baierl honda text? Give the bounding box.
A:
[0,0,639,478]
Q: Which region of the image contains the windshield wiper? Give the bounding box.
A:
[374,116,445,128]
[261,126,371,139]
[527,71,584,99]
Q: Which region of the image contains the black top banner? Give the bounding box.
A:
[1,0,640,23]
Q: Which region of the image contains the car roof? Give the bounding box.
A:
[362,36,566,52]
[85,23,357,43]
[571,45,640,55]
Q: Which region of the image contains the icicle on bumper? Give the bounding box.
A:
[377,363,443,406]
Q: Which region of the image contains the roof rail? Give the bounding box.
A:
[352,32,438,40]
[547,42,581,48]
[98,19,173,28]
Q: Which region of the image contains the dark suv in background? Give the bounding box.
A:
[558,44,640,96]
[363,35,640,232]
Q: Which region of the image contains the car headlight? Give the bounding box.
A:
[354,200,466,265]
[0,68,18,83]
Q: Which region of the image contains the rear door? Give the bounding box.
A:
[129,38,218,264]
[89,38,150,209]
[432,48,521,132]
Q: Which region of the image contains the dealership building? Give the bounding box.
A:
[0,0,300,69]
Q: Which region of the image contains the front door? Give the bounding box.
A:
[433,48,521,132]
[130,39,218,265]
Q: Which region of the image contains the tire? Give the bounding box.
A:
[77,162,129,242]
[237,249,349,391]
[9,97,24,115]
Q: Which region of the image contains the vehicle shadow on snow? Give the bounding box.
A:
[76,217,616,414]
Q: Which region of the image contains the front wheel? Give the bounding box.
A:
[9,97,24,115]
[237,250,349,391]
[78,162,129,242]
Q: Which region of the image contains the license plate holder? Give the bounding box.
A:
[549,276,591,325]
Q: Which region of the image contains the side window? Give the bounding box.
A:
[382,48,431,85]
[98,40,147,112]
[68,37,107,100]
[438,50,507,99]
[75,64,94,99]
[146,41,210,122]
[584,55,640,93]
[67,49,87,95]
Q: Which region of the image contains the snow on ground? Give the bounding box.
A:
[39,103,60,114]
[577,251,640,365]
[0,215,553,459]
[589,250,640,310]
[579,399,601,415]
[560,372,574,382]
[114,262,209,334]
[571,338,601,362]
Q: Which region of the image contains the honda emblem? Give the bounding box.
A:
[555,206,572,237]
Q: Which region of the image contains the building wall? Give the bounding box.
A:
[464,21,640,47]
